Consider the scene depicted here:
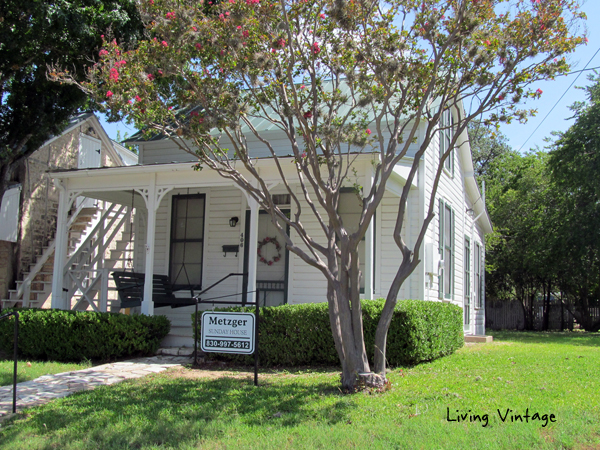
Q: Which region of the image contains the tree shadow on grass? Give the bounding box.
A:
[0,374,355,449]
[490,330,600,347]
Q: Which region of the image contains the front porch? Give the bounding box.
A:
[50,163,269,317]
[49,157,413,345]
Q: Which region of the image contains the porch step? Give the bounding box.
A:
[161,325,195,348]
[464,335,493,343]
[156,347,195,356]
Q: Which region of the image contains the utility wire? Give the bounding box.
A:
[562,65,600,75]
[518,47,600,153]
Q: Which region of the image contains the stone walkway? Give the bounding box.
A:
[0,355,192,423]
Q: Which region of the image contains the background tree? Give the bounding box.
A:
[468,121,512,181]
[548,75,600,331]
[484,151,558,329]
[0,0,144,201]
[59,0,585,389]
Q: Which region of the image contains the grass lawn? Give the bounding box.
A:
[0,331,598,449]
[0,356,90,386]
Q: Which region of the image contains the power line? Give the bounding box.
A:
[562,65,600,76]
[517,47,600,153]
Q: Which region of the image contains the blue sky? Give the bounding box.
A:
[99,1,600,153]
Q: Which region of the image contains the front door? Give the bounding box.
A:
[244,210,289,306]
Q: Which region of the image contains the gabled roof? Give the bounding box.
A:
[123,80,425,143]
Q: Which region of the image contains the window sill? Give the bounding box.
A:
[442,166,454,179]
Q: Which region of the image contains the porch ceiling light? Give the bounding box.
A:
[229,216,239,227]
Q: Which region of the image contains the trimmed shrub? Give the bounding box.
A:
[0,309,170,362]
[192,299,463,367]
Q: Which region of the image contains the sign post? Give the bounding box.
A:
[193,281,261,386]
[201,311,255,354]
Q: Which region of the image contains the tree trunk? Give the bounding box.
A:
[373,260,415,376]
[543,281,551,331]
[326,249,380,391]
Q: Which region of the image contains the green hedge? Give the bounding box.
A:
[192,299,463,367]
[0,309,171,362]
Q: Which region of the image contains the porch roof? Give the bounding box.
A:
[49,155,416,207]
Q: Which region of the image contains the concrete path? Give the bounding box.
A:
[0,355,192,422]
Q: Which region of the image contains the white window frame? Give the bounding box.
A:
[474,242,483,309]
[439,108,454,175]
[438,199,454,300]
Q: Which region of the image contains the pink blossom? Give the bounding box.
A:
[106,91,113,98]
[195,43,202,50]
[220,49,225,55]
[161,41,168,47]
[101,35,105,39]
[219,13,225,20]
[165,11,175,20]
[584,37,589,44]
[147,73,155,81]
[114,60,126,67]
[366,129,371,135]
[109,68,119,82]
[320,13,325,19]
[485,40,491,46]
[536,88,543,95]
[301,152,306,158]
[149,0,154,4]
[192,26,197,31]
[199,117,204,123]
[229,0,235,3]
[190,111,199,117]
[225,11,230,16]
[312,42,320,54]
[243,30,249,38]
[158,70,163,76]
[99,49,109,57]
[128,100,132,104]
[277,38,286,48]
[498,94,505,101]
[300,84,306,89]
[237,26,242,30]
[304,111,312,119]
[245,0,260,5]
[135,95,142,102]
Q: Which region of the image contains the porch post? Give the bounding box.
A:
[247,196,259,305]
[141,175,157,316]
[364,164,374,299]
[51,180,70,309]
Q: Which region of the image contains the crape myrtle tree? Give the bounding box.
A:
[0,0,144,202]
[58,0,585,389]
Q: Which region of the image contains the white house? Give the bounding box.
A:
[48,107,492,347]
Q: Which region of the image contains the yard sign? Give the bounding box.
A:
[200,311,255,354]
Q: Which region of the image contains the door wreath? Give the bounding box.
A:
[257,237,282,266]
